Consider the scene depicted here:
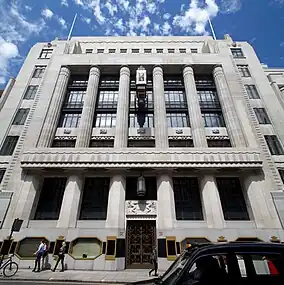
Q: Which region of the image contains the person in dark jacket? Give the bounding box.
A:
[33,240,45,272]
[52,241,66,272]
[149,247,158,276]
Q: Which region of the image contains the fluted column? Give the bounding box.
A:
[183,66,207,147]
[270,82,284,109]
[213,65,247,147]
[114,66,130,148]
[200,175,224,228]
[153,66,168,148]
[37,66,71,147]
[76,66,100,147]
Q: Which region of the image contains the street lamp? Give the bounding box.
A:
[137,174,146,196]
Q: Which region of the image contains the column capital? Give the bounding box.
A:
[90,65,100,76]
[153,65,163,75]
[213,65,224,77]
[120,65,130,76]
[183,65,194,76]
[59,65,71,76]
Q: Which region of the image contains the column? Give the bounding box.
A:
[270,81,284,109]
[153,66,168,148]
[37,66,71,147]
[57,175,83,228]
[200,175,224,228]
[183,66,207,147]
[213,65,247,147]
[76,66,100,147]
[105,175,126,229]
[114,66,130,148]
[0,78,15,111]
[157,174,176,230]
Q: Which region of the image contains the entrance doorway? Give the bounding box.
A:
[126,220,156,269]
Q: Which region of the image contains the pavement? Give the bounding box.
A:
[0,269,161,284]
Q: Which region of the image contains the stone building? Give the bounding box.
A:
[0,35,284,270]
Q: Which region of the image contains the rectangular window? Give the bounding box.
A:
[86,49,93,53]
[265,135,284,155]
[198,90,221,109]
[245,84,260,99]
[64,90,85,108]
[144,49,152,53]
[202,112,225,127]
[89,139,114,147]
[231,48,245,58]
[169,139,194,148]
[179,48,186,53]
[0,169,5,184]
[32,66,46,78]
[129,113,154,128]
[238,65,251,77]
[127,140,155,147]
[167,113,189,128]
[34,178,67,220]
[120,49,127,53]
[108,49,115,53]
[59,113,81,128]
[79,178,110,220]
[168,48,175,53]
[95,113,116,128]
[207,139,231,147]
[165,90,187,109]
[51,140,76,148]
[0,136,19,155]
[156,48,163,53]
[254,108,271,124]
[279,170,284,184]
[39,49,53,59]
[191,48,198,53]
[173,178,203,220]
[12,108,30,125]
[97,49,104,53]
[216,177,249,221]
[23,85,38,100]
[97,90,118,109]
[132,49,139,53]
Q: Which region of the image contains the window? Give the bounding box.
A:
[64,90,85,108]
[97,49,104,53]
[79,178,109,220]
[167,113,189,128]
[254,108,271,124]
[156,48,163,53]
[120,49,127,53]
[128,140,155,147]
[108,48,115,53]
[97,90,118,109]
[34,178,67,220]
[202,112,225,127]
[59,113,81,128]
[85,49,93,53]
[0,169,5,184]
[51,140,76,148]
[169,139,194,147]
[23,85,38,100]
[231,48,245,58]
[265,135,284,155]
[179,48,186,53]
[39,49,53,59]
[191,48,198,53]
[168,48,175,53]
[245,84,260,99]
[0,136,19,155]
[12,108,30,125]
[173,178,203,220]
[238,65,251,77]
[132,49,139,53]
[165,90,187,109]
[279,170,284,184]
[207,139,231,147]
[198,90,221,109]
[216,177,249,220]
[89,139,114,147]
[129,113,154,128]
[32,66,46,78]
[144,49,152,53]
[95,113,116,127]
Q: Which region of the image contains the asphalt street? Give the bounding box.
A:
[0,281,117,285]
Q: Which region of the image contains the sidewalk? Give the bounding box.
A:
[2,269,163,283]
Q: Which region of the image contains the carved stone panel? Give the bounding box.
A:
[125,200,157,218]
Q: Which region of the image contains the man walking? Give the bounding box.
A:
[149,247,158,276]
[33,240,45,272]
[52,241,66,272]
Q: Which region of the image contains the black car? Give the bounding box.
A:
[140,242,284,285]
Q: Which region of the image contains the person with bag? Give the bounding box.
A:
[33,240,45,272]
[52,241,66,272]
[149,247,158,276]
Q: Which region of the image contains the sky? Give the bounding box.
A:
[0,0,284,89]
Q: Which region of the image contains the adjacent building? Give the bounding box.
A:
[0,35,284,270]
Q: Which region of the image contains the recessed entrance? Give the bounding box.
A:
[126,220,156,269]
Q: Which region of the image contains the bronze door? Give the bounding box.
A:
[126,220,156,269]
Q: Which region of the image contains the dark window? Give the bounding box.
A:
[169,139,194,147]
[144,49,152,53]
[168,48,175,53]
[0,136,19,155]
[129,113,154,128]
[207,139,231,147]
[179,48,186,53]
[202,112,225,127]
[265,135,284,155]
[94,113,116,127]
[12,108,30,125]
[0,169,5,184]
[59,113,81,128]
[167,113,189,127]
[156,48,163,53]
[279,170,284,184]
[128,139,155,147]
[97,90,118,109]
[34,178,67,220]
[39,49,53,59]
[24,85,38,100]
[89,139,114,147]
[254,108,271,124]
[165,90,187,109]
[173,178,203,220]
[64,90,85,109]
[97,49,104,53]
[198,90,221,109]
[33,66,46,78]
[85,49,93,53]
[79,178,110,220]
[216,177,249,220]
[126,177,157,200]
[238,65,251,77]
[108,49,115,53]
[51,140,76,148]
[68,77,88,88]
[120,49,127,53]
[191,48,198,53]
[245,84,260,99]
[132,49,139,53]
[231,48,245,58]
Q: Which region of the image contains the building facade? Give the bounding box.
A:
[0,35,284,270]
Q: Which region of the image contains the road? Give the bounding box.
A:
[0,281,118,285]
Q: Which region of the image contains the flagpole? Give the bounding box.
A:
[207,15,217,40]
[67,13,78,41]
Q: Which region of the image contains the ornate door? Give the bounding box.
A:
[126,220,156,269]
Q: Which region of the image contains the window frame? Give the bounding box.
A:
[0,136,19,156]
[231,48,245,58]
[94,113,116,128]
[254,108,271,124]
[59,112,81,128]
[238,65,251,77]
[85,49,93,54]
[245,84,260,99]
[202,112,225,127]
[23,85,39,100]
[39,49,53,59]
[12,108,30,125]
[265,135,284,155]
[32,66,46,78]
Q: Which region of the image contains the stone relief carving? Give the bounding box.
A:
[175,129,184,134]
[137,128,146,134]
[63,129,72,134]
[125,200,157,216]
[212,129,220,134]
[100,129,107,134]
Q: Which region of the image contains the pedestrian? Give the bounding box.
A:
[52,241,66,272]
[149,247,158,276]
[42,241,49,270]
[32,240,45,272]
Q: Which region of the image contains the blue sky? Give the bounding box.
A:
[0,0,284,88]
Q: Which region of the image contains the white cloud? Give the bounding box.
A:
[173,0,219,35]
[74,0,84,5]
[147,2,157,14]
[117,0,130,11]
[82,16,91,24]
[41,8,54,19]
[105,0,118,16]
[220,0,242,14]
[61,0,69,6]
[162,22,172,35]
[58,17,67,29]
[163,13,171,20]
[154,23,160,32]
[73,0,105,23]
[140,16,151,33]
[24,5,32,11]
[115,18,125,32]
